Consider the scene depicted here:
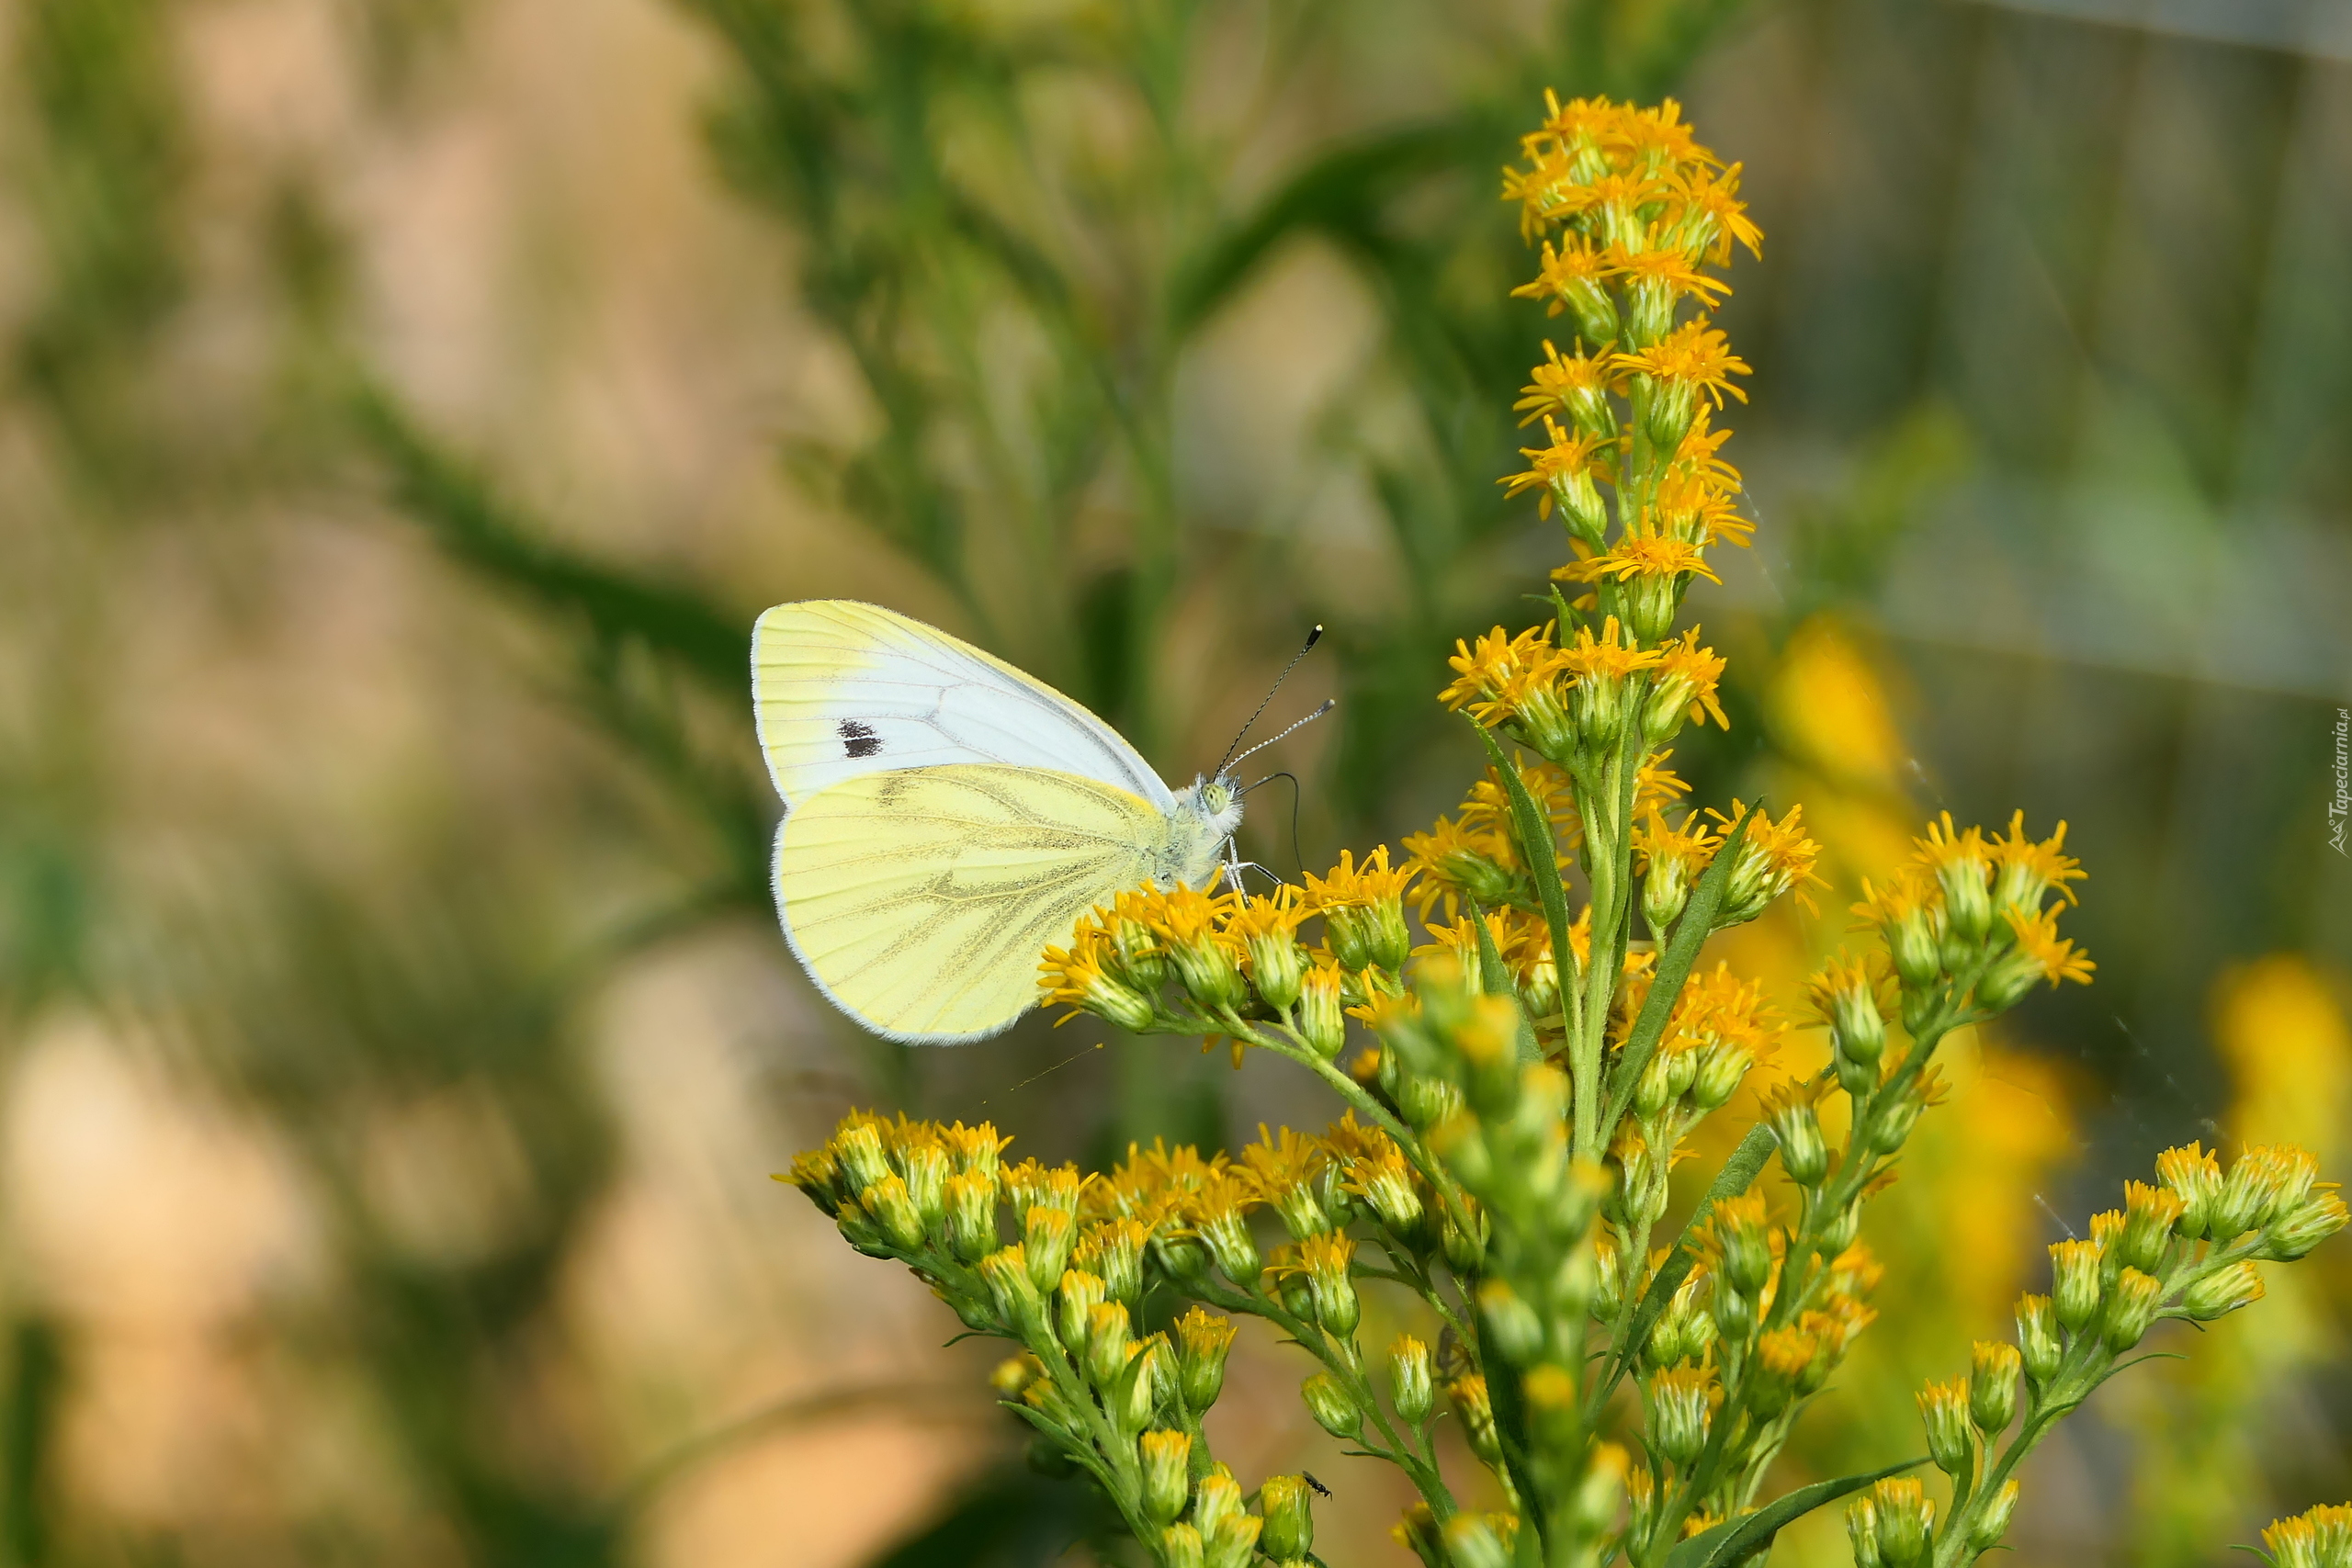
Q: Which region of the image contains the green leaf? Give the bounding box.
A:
[1611,1123,1775,1393]
[1664,1456,1927,1568]
[1470,902,1542,1066]
[1600,801,1754,1135]
[1475,724,1573,1041]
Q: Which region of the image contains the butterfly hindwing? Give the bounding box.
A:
[752,600,1172,810]
[773,763,1169,1043]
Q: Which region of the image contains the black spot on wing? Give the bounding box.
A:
[839,719,883,759]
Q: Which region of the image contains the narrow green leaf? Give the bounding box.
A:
[1475,724,1573,1040]
[1611,1123,1775,1392]
[1600,801,1754,1134]
[1471,900,1514,999]
[1471,902,1543,1065]
[1664,1456,1927,1568]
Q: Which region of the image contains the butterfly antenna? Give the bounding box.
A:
[1240,771,1307,880]
[1215,625,1324,778]
[1228,698,1334,772]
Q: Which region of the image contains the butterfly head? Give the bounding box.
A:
[1160,774,1245,891]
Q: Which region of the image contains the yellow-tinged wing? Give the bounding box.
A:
[774,763,1166,1043]
[752,600,1172,810]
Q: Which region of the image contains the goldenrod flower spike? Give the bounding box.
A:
[778,94,2346,1568]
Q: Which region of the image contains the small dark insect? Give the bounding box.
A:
[838,718,883,759]
[1300,1472,1331,1498]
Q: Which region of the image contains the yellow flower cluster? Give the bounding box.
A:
[2259,1501,2350,1568]
[1439,615,1729,765]
[1851,810,2092,1021]
[1493,94,1760,650]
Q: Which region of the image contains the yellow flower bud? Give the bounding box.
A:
[1301,1371,1360,1438]
[1969,1340,2021,1433]
[1023,1206,1077,1293]
[1968,1479,2021,1554]
[2049,1239,2102,1332]
[2101,1267,2163,1354]
[1917,1378,1973,1477]
[2016,1294,2062,1385]
[1260,1474,1315,1562]
[1173,1306,1237,1413]
[1390,1334,1435,1424]
[1138,1429,1191,1527]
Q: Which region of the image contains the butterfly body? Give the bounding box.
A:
[752,601,1241,1043]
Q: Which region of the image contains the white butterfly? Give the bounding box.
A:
[752,600,1244,1043]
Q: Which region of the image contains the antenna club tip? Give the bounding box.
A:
[1304,624,1325,649]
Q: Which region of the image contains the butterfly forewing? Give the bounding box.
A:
[773,764,1166,1043]
[752,601,1172,810]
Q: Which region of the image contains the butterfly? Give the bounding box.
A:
[752,600,1246,1043]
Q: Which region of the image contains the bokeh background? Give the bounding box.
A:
[0,0,2346,1563]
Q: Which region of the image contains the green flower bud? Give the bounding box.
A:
[833,1122,891,1193]
[1888,908,1940,988]
[2155,1144,2223,1239]
[1649,1369,1715,1467]
[2050,1240,2102,1332]
[1917,1379,1973,1478]
[1478,1280,1544,1366]
[2101,1267,2163,1354]
[1205,1513,1261,1568]
[1173,1306,1237,1413]
[1968,1479,2020,1554]
[1442,1515,1510,1568]
[1138,1429,1191,1527]
[943,1172,999,1262]
[1690,1044,1754,1111]
[2016,1294,2062,1386]
[1845,1499,1883,1568]
[1969,1341,2020,1434]
[1260,1475,1315,1563]
[1196,1206,1260,1285]
[1323,908,1374,972]
[1390,1334,1435,1424]
[1297,963,1348,1058]
[1023,1206,1077,1293]
[1057,1269,1106,1352]
[1367,899,1413,972]
[1247,930,1306,1012]
[2179,1259,2265,1321]
[979,1245,1046,1340]
[861,1174,928,1252]
[2261,1190,2349,1261]
[1159,1523,1204,1568]
[1114,1337,1166,1433]
[2118,1180,2185,1273]
[1301,1372,1361,1438]
[2210,1150,2283,1239]
[1084,1300,1134,1388]
[1645,857,1693,938]
[1938,856,1994,943]
[1635,1049,1681,1118]
[901,1141,950,1228]
[1769,1097,1831,1189]
[1442,1207,1488,1274]
[1450,1376,1501,1465]
[1871,1478,1934,1568]
[1080,1219,1145,1304]
[1191,1471,1244,1544]
[1717,1195,1774,1297]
